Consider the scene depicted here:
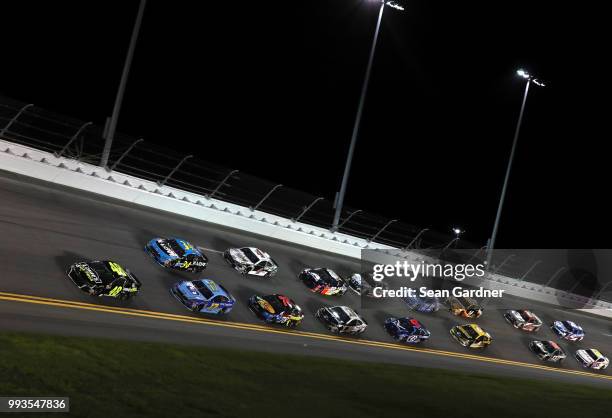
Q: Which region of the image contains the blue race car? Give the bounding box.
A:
[551,320,584,341]
[145,237,208,273]
[402,294,441,313]
[384,317,431,343]
[171,279,235,314]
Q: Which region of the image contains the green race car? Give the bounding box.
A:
[67,260,141,299]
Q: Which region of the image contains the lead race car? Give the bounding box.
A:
[67,260,141,299]
[171,279,235,314]
[145,237,208,273]
[299,268,347,296]
[248,294,304,328]
[224,247,278,278]
[315,305,367,335]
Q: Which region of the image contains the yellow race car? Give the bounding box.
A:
[450,324,492,348]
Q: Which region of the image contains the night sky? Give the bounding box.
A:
[1,1,609,248]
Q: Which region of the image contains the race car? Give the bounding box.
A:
[224,247,278,278]
[347,273,389,297]
[575,349,609,370]
[384,317,430,343]
[551,320,584,341]
[248,294,304,328]
[450,324,492,348]
[145,237,208,273]
[529,340,567,363]
[299,268,347,296]
[171,279,235,314]
[503,309,543,331]
[67,260,141,299]
[447,296,483,318]
[315,305,367,335]
[402,294,441,313]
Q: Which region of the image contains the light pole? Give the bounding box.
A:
[485,69,545,269]
[100,0,147,168]
[442,227,464,253]
[332,1,405,229]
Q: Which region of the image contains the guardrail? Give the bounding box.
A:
[1,95,611,307]
[0,96,457,250]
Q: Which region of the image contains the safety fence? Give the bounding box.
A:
[1,95,610,303]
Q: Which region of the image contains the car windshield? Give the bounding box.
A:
[193,280,214,299]
[541,341,558,352]
[89,262,116,284]
[331,307,351,323]
[398,318,419,330]
[241,248,260,263]
[316,269,341,285]
[585,350,598,360]
[263,295,292,313]
[167,239,186,257]
[462,326,479,339]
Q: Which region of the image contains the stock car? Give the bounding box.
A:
[347,273,389,297]
[504,309,543,331]
[551,320,585,341]
[67,260,141,299]
[384,317,430,343]
[171,279,235,314]
[575,349,609,370]
[145,237,208,273]
[447,296,483,318]
[402,294,441,313]
[315,305,367,335]
[299,268,347,296]
[224,247,278,278]
[450,324,492,348]
[529,340,567,363]
[248,294,304,328]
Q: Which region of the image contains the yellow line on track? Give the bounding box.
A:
[0,291,611,381]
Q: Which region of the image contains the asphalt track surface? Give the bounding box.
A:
[0,170,611,388]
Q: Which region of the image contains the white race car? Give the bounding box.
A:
[575,349,609,370]
[315,305,367,335]
[224,247,278,278]
[503,309,543,332]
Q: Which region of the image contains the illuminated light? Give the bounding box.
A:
[386,1,405,11]
[517,69,530,79]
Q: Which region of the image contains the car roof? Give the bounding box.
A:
[169,238,202,256]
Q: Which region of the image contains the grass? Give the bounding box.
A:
[0,332,611,418]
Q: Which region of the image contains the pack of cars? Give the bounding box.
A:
[64,240,609,371]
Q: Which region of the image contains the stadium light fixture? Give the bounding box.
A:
[332,0,405,229]
[486,69,545,268]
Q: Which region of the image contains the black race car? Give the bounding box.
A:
[299,268,347,296]
[529,340,567,363]
[248,294,304,328]
[67,260,141,299]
